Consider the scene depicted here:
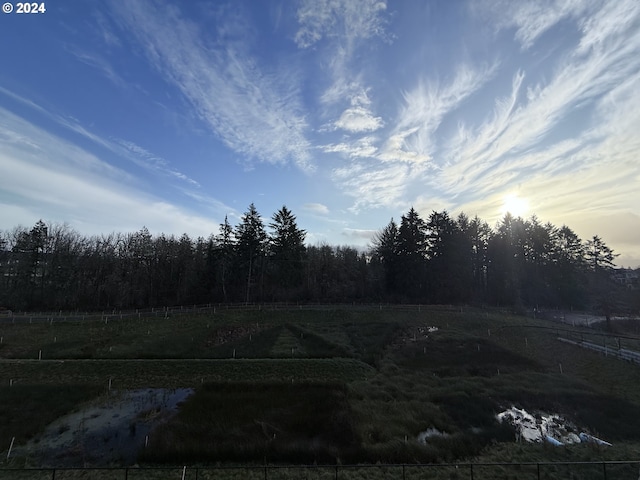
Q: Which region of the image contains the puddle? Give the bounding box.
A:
[497,406,611,446]
[17,388,193,466]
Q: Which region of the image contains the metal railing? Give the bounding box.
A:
[558,337,640,365]
[2,461,640,480]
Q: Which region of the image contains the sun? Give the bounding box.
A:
[501,194,530,218]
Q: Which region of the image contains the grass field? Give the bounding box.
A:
[2,306,640,475]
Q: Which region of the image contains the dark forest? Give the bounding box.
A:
[0,204,637,314]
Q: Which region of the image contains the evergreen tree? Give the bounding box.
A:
[0,232,8,306]
[215,215,235,302]
[175,233,194,303]
[268,206,306,295]
[11,220,48,308]
[425,210,465,302]
[584,235,619,330]
[487,213,527,306]
[0,209,629,312]
[462,214,491,301]
[235,204,267,303]
[585,235,618,272]
[396,208,428,300]
[521,217,554,306]
[370,218,399,295]
[550,225,586,308]
[305,243,335,300]
[127,227,154,307]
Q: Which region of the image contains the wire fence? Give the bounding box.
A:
[2,302,638,326]
[1,461,640,480]
[0,302,467,324]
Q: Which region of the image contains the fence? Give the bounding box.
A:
[1,462,640,480]
[558,337,640,365]
[0,303,467,324]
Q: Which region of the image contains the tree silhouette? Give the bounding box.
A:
[585,235,618,272]
[370,218,399,295]
[584,235,620,330]
[235,204,267,303]
[268,206,306,296]
[396,208,428,300]
[215,216,235,303]
[0,209,629,311]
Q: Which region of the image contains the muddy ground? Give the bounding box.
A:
[15,388,193,467]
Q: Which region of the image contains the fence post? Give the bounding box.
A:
[469,463,474,480]
[537,463,540,480]
[335,465,338,480]
[402,464,406,480]
[264,465,267,480]
[51,469,56,480]
[124,467,128,480]
[602,461,607,480]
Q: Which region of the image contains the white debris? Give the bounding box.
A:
[579,432,612,446]
[417,427,449,444]
[565,433,581,444]
[496,406,611,447]
[545,435,564,446]
[497,407,542,442]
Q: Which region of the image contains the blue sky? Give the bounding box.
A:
[1,0,639,267]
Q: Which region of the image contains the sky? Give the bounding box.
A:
[1,0,639,267]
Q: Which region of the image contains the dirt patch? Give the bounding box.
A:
[205,324,264,347]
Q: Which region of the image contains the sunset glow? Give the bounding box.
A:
[501,194,530,218]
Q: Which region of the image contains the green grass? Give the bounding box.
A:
[0,358,374,387]
[2,306,640,471]
[139,382,357,464]
[0,309,408,360]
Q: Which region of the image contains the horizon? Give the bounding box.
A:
[1,1,639,268]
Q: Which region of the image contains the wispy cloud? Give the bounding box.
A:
[332,162,412,212]
[0,107,219,236]
[476,0,590,50]
[341,227,377,241]
[334,105,383,133]
[440,70,527,191]
[67,123,199,186]
[109,0,313,171]
[321,136,378,158]
[323,61,498,212]
[116,140,201,187]
[330,0,640,264]
[92,10,122,48]
[379,63,498,164]
[329,88,383,133]
[0,106,129,183]
[295,0,389,49]
[66,47,127,88]
[302,203,330,215]
[295,0,391,131]
[440,0,640,200]
[0,86,201,188]
[180,190,239,221]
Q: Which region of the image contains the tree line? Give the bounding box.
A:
[0,204,635,313]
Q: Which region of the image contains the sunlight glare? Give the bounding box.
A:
[501,194,529,218]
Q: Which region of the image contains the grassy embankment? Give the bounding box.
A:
[1,306,640,476]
